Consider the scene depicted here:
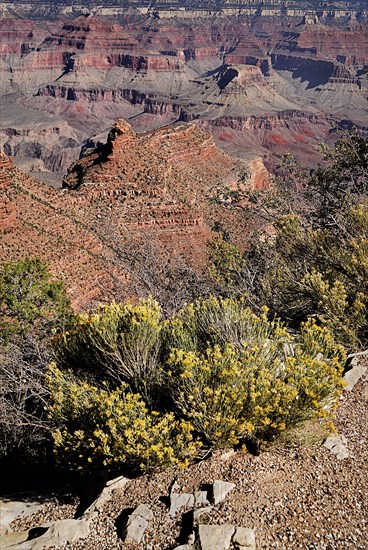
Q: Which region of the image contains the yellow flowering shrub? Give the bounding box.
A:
[164,296,276,354]
[54,298,162,401]
[49,294,346,467]
[166,297,346,448]
[46,365,199,473]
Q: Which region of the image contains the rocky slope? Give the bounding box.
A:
[0,120,262,308]
[2,356,367,549]
[0,4,366,183]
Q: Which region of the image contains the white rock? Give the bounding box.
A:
[83,475,129,519]
[106,475,127,488]
[220,449,236,461]
[134,503,154,521]
[233,526,256,549]
[212,480,236,505]
[0,530,30,548]
[323,434,350,459]
[123,504,153,544]
[198,524,235,550]
[0,499,44,535]
[193,506,213,521]
[343,365,367,391]
[169,493,195,517]
[194,490,210,507]
[4,519,92,550]
[35,519,91,544]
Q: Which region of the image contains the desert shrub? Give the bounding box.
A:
[0,257,71,343]
[254,206,368,348]
[0,334,52,458]
[164,296,279,354]
[165,297,345,448]
[46,365,199,473]
[208,132,368,349]
[54,298,162,402]
[251,130,368,229]
[208,233,245,291]
[49,294,346,467]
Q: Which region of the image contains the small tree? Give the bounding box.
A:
[0,257,71,343]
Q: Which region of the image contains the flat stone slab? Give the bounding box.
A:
[123,504,153,544]
[1,518,91,550]
[343,365,367,391]
[169,493,195,517]
[0,530,30,548]
[0,499,44,535]
[324,434,350,459]
[198,524,235,550]
[193,506,213,522]
[83,475,129,520]
[194,490,211,508]
[233,526,256,549]
[212,480,236,505]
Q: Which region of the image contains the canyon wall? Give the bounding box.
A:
[0,2,366,181]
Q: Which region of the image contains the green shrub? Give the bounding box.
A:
[46,365,199,473]
[256,206,368,348]
[208,233,245,290]
[207,132,368,349]
[165,297,345,448]
[0,257,71,343]
[0,258,72,461]
[163,296,272,355]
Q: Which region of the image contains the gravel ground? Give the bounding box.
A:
[11,367,368,549]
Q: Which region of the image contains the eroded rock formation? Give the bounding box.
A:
[0,120,265,308]
[0,5,366,181]
[0,153,17,232]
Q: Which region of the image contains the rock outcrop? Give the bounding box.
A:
[0,120,258,308]
[121,504,153,544]
[0,153,17,231]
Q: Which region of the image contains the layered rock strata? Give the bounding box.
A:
[1,120,264,308]
[0,9,366,179]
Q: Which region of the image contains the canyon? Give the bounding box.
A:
[0,1,366,306]
[0,1,366,184]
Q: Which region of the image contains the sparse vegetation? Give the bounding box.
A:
[0,258,72,460]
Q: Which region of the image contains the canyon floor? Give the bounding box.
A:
[2,362,367,549]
